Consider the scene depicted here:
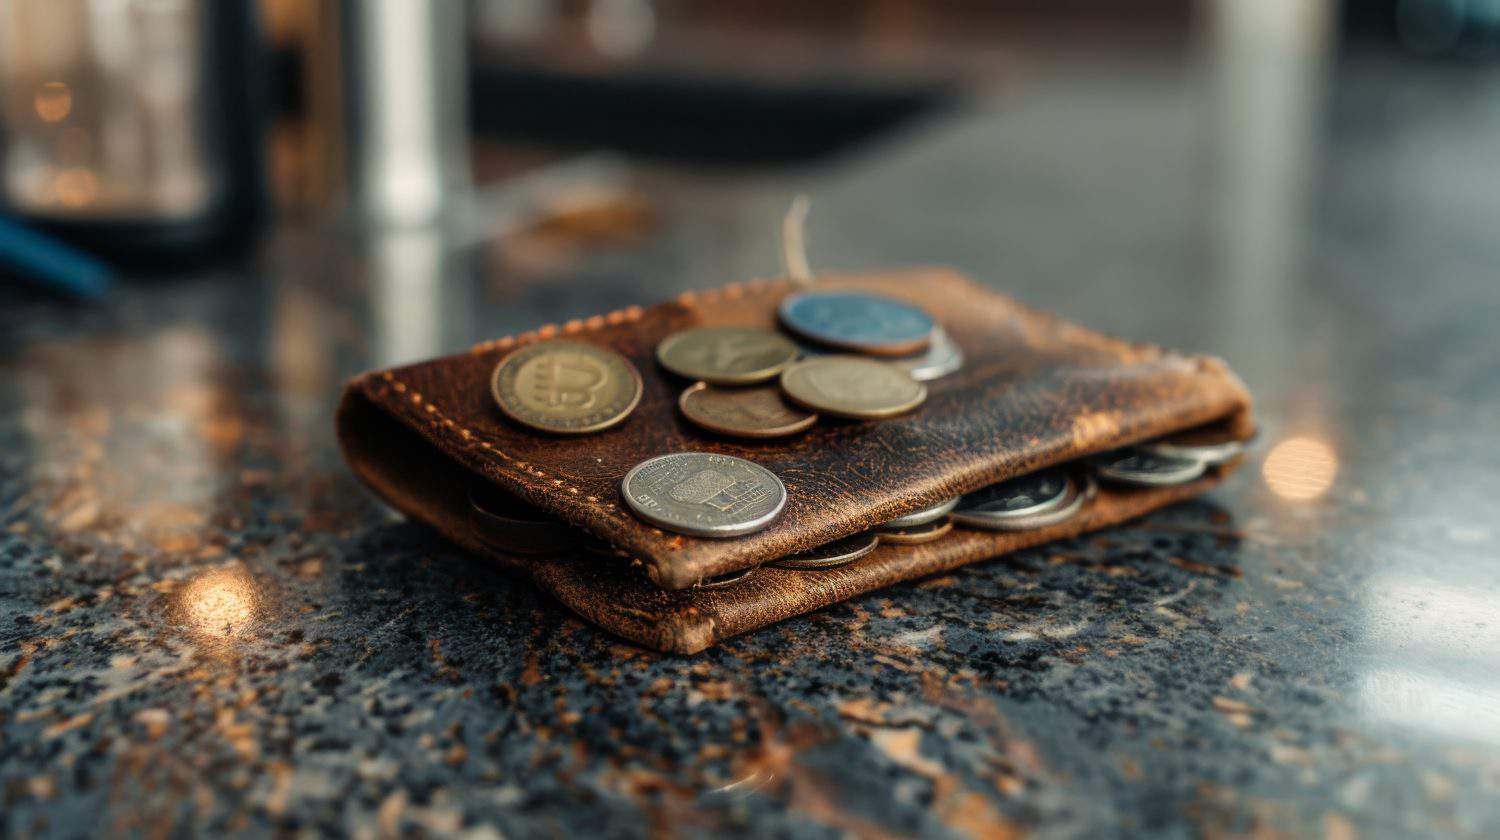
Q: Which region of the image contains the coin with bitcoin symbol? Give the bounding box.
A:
[490,340,643,434]
[656,327,800,385]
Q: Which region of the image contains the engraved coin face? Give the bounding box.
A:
[1090,449,1206,487]
[953,469,1071,523]
[622,452,787,537]
[656,327,800,385]
[880,496,960,529]
[771,531,879,570]
[1140,427,1247,466]
[953,470,1087,532]
[876,519,953,545]
[778,290,935,356]
[678,382,817,438]
[892,327,965,382]
[491,340,643,434]
[779,356,926,419]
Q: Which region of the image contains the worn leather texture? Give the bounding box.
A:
[336,268,1254,653]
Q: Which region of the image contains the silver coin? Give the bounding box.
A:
[1140,428,1247,466]
[953,471,1089,532]
[694,566,756,589]
[951,469,1071,525]
[1090,449,1206,487]
[772,532,879,570]
[622,452,787,538]
[777,290,936,356]
[879,496,960,529]
[892,327,965,382]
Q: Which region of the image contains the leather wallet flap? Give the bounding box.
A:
[344,268,1252,590]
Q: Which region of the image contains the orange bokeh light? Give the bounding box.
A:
[1262,436,1338,501]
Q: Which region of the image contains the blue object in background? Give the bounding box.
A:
[0,215,113,301]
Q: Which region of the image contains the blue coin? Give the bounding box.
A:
[778,291,935,356]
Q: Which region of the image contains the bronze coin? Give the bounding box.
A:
[779,355,926,420]
[656,327,800,385]
[490,340,642,434]
[678,382,818,439]
[876,519,953,545]
[467,485,578,555]
[771,531,879,570]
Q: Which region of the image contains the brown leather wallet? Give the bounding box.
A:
[337,268,1254,653]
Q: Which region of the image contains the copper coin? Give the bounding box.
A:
[491,340,642,434]
[779,356,926,420]
[656,327,800,385]
[679,381,818,439]
[876,519,953,545]
[771,532,879,570]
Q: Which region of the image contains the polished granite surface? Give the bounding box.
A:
[4,49,1500,838]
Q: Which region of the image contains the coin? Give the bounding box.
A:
[1140,427,1247,466]
[877,519,953,545]
[678,382,817,439]
[771,532,879,570]
[892,327,965,382]
[778,290,935,356]
[779,356,926,420]
[693,566,757,589]
[622,452,787,537]
[880,496,960,529]
[491,340,642,434]
[467,485,578,554]
[951,469,1071,527]
[656,327,800,385]
[953,471,1088,532]
[1090,449,1206,487]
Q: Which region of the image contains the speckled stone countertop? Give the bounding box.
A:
[4,51,1499,838]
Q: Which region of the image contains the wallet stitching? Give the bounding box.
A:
[382,278,797,534]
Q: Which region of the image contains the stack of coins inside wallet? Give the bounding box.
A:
[482,288,1251,590]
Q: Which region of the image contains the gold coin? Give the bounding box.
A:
[877,519,953,545]
[490,340,642,434]
[678,381,817,439]
[656,327,800,385]
[778,355,926,420]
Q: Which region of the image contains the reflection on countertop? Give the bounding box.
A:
[5,47,1500,840]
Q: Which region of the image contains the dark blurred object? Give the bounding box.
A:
[0,0,269,265]
[466,0,965,164]
[1344,0,1500,57]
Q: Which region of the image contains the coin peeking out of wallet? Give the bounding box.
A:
[337,267,1255,653]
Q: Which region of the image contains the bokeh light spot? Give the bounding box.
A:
[1262,436,1338,501]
